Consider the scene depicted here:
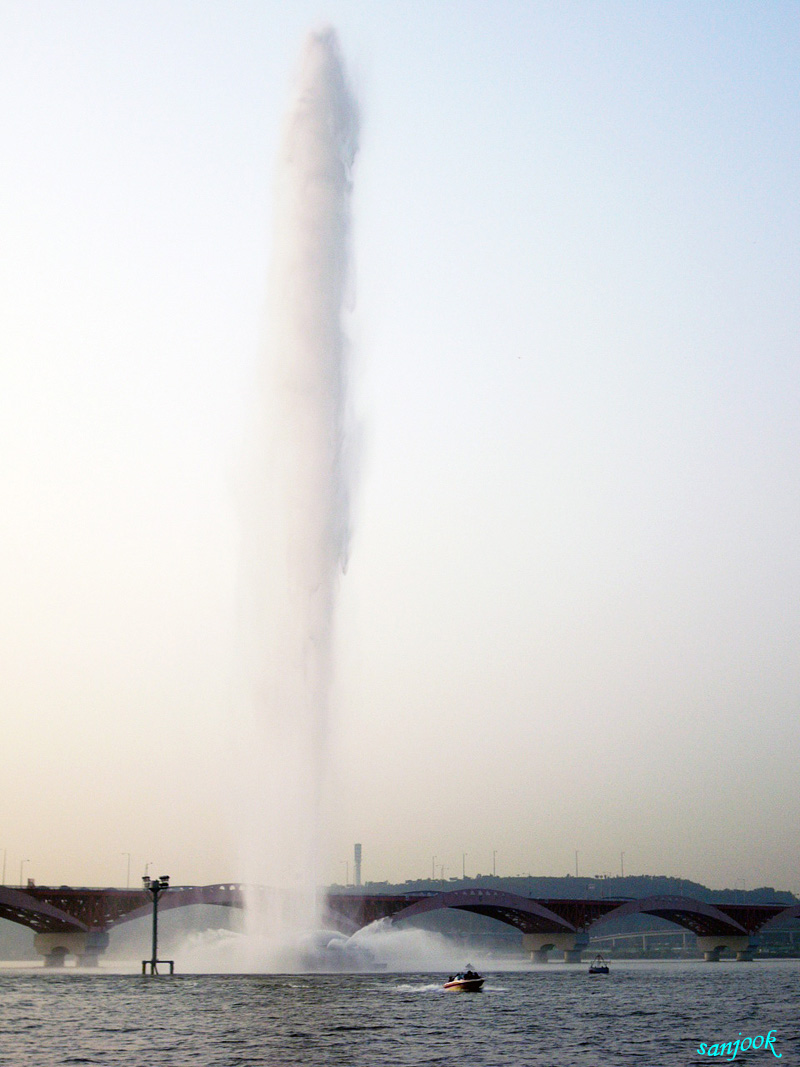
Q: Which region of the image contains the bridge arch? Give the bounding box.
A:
[759,903,800,930]
[390,888,578,934]
[590,896,748,938]
[109,884,249,927]
[588,895,757,961]
[0,886,87,934]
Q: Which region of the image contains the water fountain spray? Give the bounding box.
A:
[237,27,358,952]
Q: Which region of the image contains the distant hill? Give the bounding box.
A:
[337,873,797,905]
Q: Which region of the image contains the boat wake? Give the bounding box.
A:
[393,982,446,993]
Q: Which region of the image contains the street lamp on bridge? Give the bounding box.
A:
[141,874,174,975]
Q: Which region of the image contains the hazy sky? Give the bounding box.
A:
[1,1,798,894]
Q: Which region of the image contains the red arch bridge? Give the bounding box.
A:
[1,884,797,965]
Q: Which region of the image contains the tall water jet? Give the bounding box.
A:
[235,28,358,958]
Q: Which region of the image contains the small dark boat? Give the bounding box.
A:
[588,954,610,975]
[444,965,484,991]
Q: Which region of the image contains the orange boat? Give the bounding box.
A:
[443,966,484,992]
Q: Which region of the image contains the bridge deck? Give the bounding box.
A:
[1,886,795,940]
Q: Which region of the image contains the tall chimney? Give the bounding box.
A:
[354,843,362,887]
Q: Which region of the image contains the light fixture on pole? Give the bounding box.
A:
[141,874,174,975]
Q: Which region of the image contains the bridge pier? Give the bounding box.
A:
[44,946,69,967]
[522,931,589,963]
[79,931,110,967]
[734,940,759,962]
[33,931,108,967]
[696,935,757,962]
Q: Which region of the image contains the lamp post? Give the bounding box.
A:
[141,874,174,975]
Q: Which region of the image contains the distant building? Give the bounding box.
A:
[354,844,362,887]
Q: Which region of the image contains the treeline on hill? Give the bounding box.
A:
[339,873,797,905]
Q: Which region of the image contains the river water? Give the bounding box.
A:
[0,961,797,1066]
